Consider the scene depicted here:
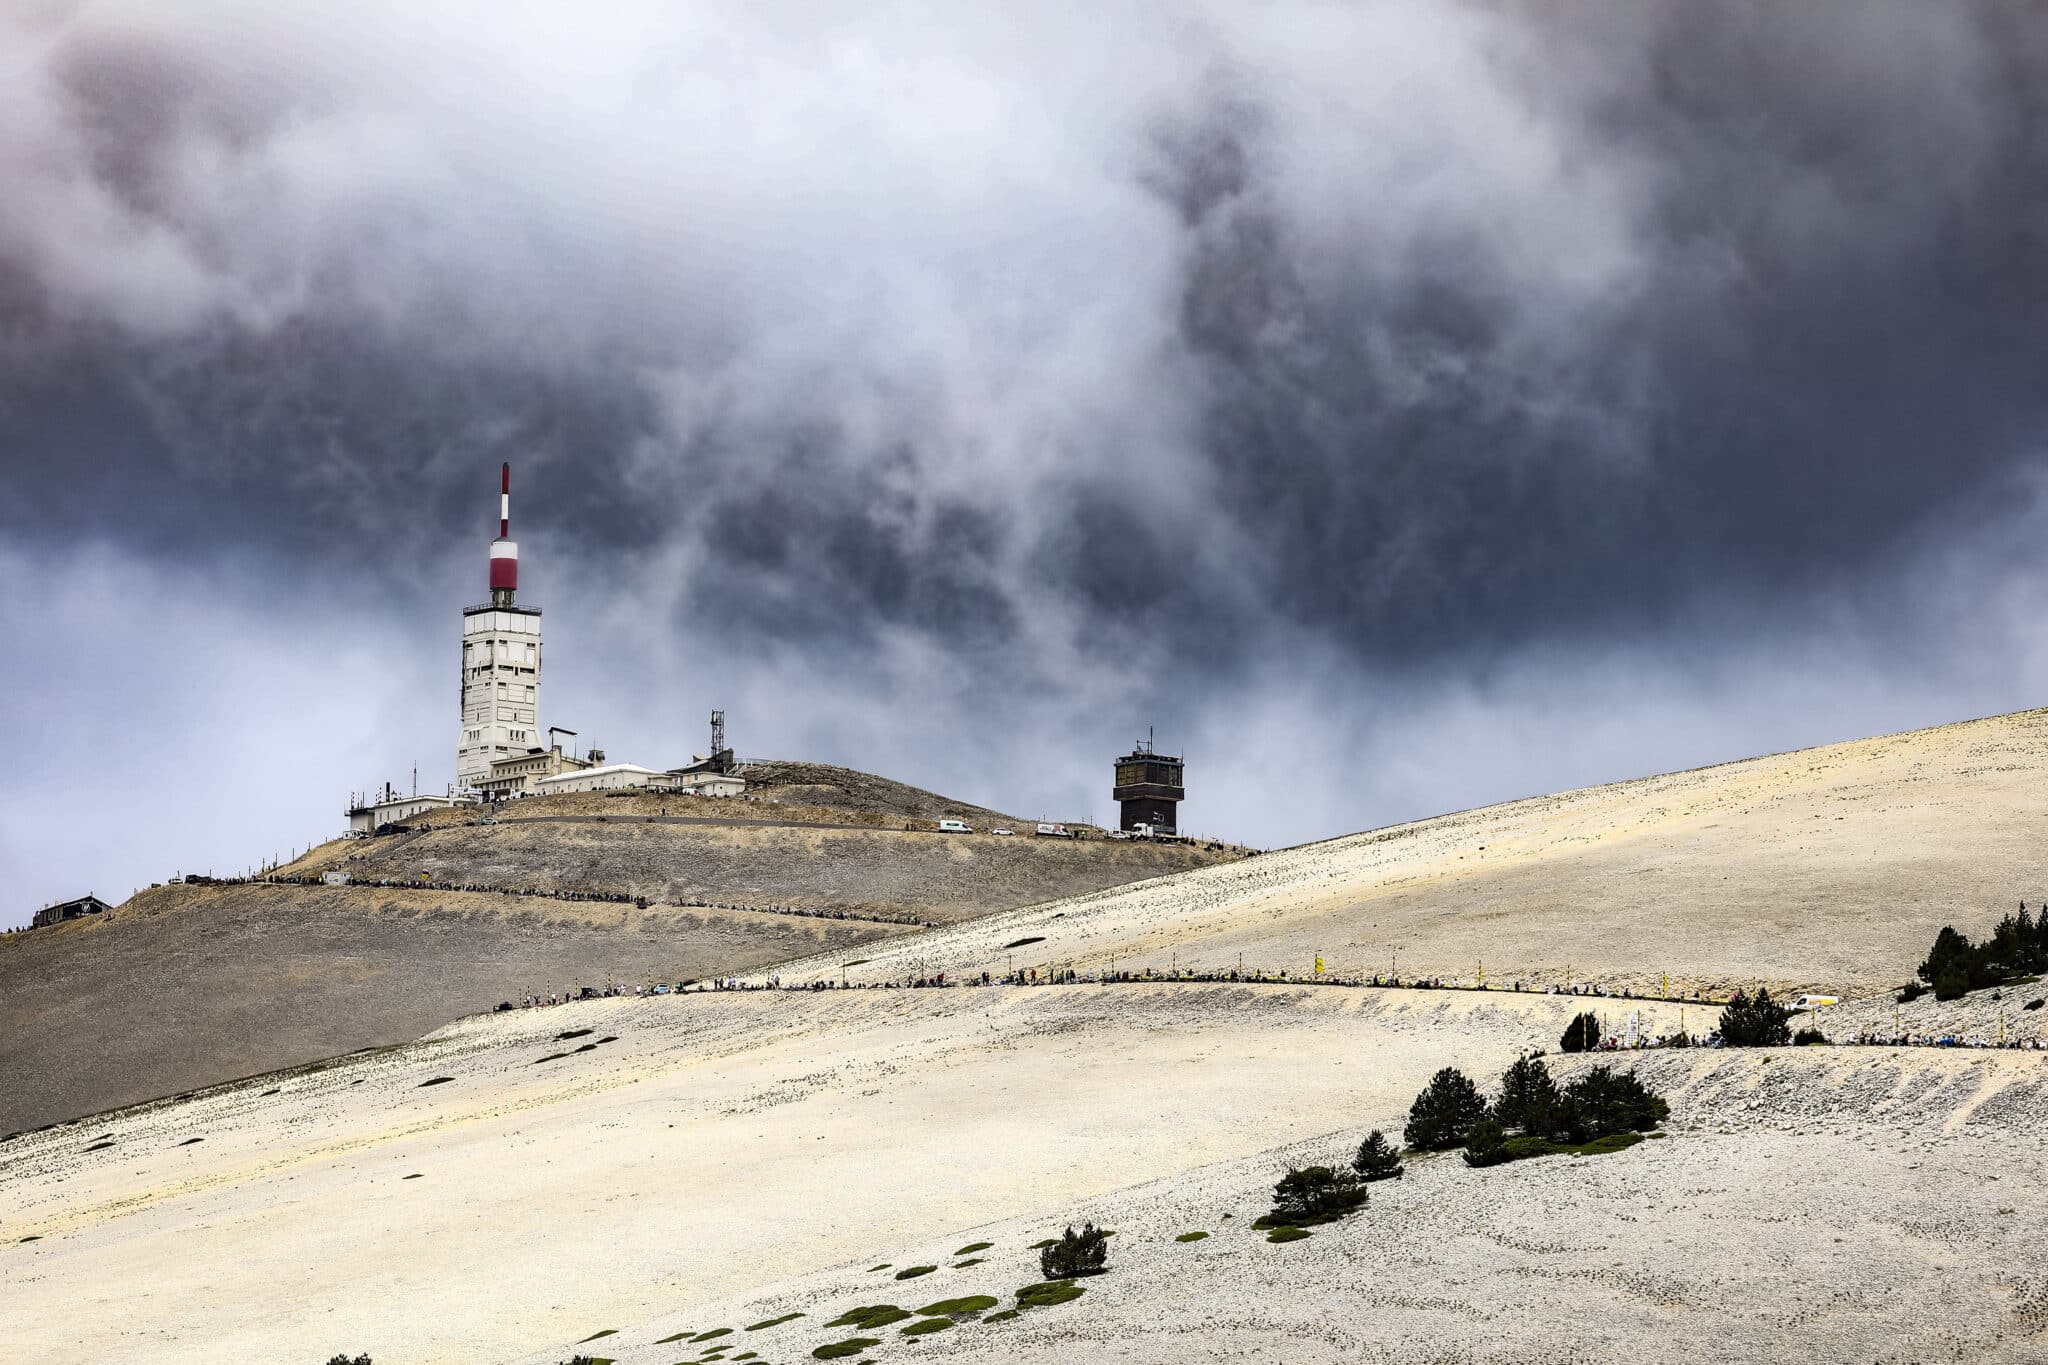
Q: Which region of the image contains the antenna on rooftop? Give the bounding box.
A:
[711,709,726,758]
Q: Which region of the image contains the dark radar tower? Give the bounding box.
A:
[1112,727,1184,835]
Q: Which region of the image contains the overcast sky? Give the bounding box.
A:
[3,1,2046,927]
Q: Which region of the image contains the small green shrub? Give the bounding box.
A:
[653,1333,689,1344]
[1898,981,1927,1003]
[953,1241,992,1255]
[901,1319,953,1336]
[915,1295,998,1317]
[824,1306,910,1330]
[1028,1239,1057,1250]
[417,1076,454,1088]
[1175,1231,1208,1242]
[868,1264,889,1272]
[984,1309,1021,1322]
[745,1313,803,1331]
[1015,1280,1087,1308]
[691,1327,732,1341]
[812,1338,880,1359]
[893,1265,935,1280]
[326,1356,371,1365]
[1265,1226,1311,1243]
[576,1329,617,1343]
[1039,1223,1109,1279]
[953,1257,984,1267]
[1572,1132,1644,1156]
[1793,1028,1827,1045]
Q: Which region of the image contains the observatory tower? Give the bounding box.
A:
[1112,728,1184,835]
[457,463,543,788]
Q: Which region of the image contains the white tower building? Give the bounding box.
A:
[457,463,542,788]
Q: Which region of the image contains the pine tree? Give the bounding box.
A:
[1493,1054,1560,1133]
[1267,1166,1369,1225]
[1039,1223,1110,1280]
[1719,988,1791,1046]
[1404,1067,1488,1150]
[1559,1011,1601,1053]
[1934,960,1971,1001]
[1559,1065,1669,1137]
[1918,926,1974,986]
[1351,1129,1404,1182]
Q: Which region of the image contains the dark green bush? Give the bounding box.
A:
[326,1356,371,1365]
[1265,1226,1311,1243]
[824,1306,910,1330]
[1350,1129,1404,1182]
[1404,1067,1487,1150]
[1039,1223,1109,1280]
[1462,1114,1510,1167]
[1897,981,1927,1003]
[1934,962,1970,1001]
[1793,1028,1827,1045]
[1559,1011,1601,1053]
[1263,1165,1368,1226]
[812,1338,880,1359]
[1015,1280,1086,1308]
[1719,989,1791,1047]
[892,1265,936,1280]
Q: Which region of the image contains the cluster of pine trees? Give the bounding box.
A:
[1918,904,2048,1000]
[1401,1056,1668,1167]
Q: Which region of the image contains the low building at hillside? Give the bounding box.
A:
[31,894,111,928]
[533,762,668,794]
[346,791,461,835]
[663,767,747,798]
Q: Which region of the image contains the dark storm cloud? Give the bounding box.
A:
[4,1,2048,923]
[4,1,2044,675]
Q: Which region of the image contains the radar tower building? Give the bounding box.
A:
[1112,727,1184,835]
[457,463,543,788]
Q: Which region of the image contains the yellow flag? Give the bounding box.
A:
[1314,954,1324,976]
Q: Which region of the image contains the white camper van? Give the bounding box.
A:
[937,819,972,834]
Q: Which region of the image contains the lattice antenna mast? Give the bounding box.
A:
[710,710,726,760]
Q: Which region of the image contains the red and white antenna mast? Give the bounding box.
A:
[489,461,519,606]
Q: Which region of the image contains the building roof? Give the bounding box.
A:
[533,763,666,785]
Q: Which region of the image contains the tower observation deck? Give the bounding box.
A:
[1112,729,1184,835]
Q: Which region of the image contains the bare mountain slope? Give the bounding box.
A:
[1,767,1233,1134]
[283,814,1226,923]
[0,884,912,1137]
[760,708,2048,998]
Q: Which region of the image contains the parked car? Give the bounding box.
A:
[992,826,1014,836]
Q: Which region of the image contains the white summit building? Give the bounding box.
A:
[457,463,543,788]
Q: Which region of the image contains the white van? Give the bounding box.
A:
[1789,994,1839,1010]
[1034,822,1073,838]
[937,819,972,833]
